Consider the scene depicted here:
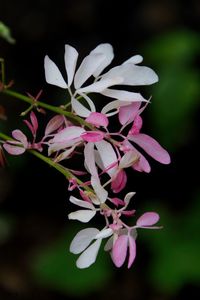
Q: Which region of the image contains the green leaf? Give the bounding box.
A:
[0,21,16,44]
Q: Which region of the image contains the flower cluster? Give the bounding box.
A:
[1,43,170,268]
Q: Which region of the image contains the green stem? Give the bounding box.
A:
[2,89,93,129]
[0,58,5,85]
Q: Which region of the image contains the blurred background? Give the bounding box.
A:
[0,0,200,299]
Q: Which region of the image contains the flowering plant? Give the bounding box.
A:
[0,43,170,269]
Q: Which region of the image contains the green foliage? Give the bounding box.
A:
[0,21,15,44]
[141,193,200,294]
[31,227,113,296]
[144,30,200,150]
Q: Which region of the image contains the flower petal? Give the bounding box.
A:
[102,89,146,102]
[91,175,108,203]
[68,210,96,223]
[77,77,123,94]
[119,102,141,125]
[95,228,113,239]
[119,150,139,169]
[69,195,95,210]
[45,115,64,136]
[136,212,160,227]
[12,130,28,148]
[3,143,26,155]
[90,43,114,77]
[128,235,136,268]
[124,192,136,206]
[112,235,128,268]
[64,44,78,87]
[86,112,109,127]
[52,126,85,143]
[76,239,102,269]
[123,55,143,65]
[128,133,171,164]
[95,140,118,177]
[81,131,105,142]
[74,53,105,89]
[70,228,99,254]
[111,169,127,193]
[71,97,91,117]
[102,64,158,86]
[44,55,67,88]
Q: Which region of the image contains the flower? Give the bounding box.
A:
[44,43,158,117]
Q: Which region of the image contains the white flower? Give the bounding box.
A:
[70,227,113,269]
[44,43,158,117]
[68,196,97,223]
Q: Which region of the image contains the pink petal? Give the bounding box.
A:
[119,102,141,125]
[3,143,25,155]
[86,112,109,128]
[112,235,128,268]
[128,133,171,164]
[45,115,64,136]
[30,111,38,134]
[110,197,125,207]
[81,131,105,142]
[52,126,85,143]
[24,120,34,136]
[129,115,143,135]
[128,235,136,268]
[121,210,136,217]
[136,212,160,227]
[12,130,28,148]
[111,169,127,193]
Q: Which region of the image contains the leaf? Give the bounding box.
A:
[0,21,15,44]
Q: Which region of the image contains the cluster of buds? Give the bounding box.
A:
[2,44,170,268]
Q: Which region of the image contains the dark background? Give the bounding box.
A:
[0,0,200,299]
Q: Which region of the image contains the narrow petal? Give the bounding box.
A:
[128,133,171,164]
[76,239,102,269]
[112,235,128,268]
[86,112,109,127]
[95,140,118,177]
[74,53,105,89]
[45,115,64,136]
[69,195,95,210]
[123,55,143,65]
[119,151,139,169]
[53,146,75,162]
[124,192,136,206]
[30,111,38,134]
[84,142,98,176]
[90,43,114,77]
[52,126,85,143]
[128,236,136,268]
[12,130,28,148]
[71,97,91,117]
[77,77,123,94]
[81,131,105,142]
[136,212,160,227]
[119,102,141,125]
[91,175,108,203]
[44,55,67,88]
[111,169,127,193]
[64,44,78,87]
[102,89,146,102]
[70,228,99,254]
[129,115,143,135]
[95,228,113,239]
[68,210,96,223]
[3,143,25,155]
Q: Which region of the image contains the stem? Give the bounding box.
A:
[2,89,93,129]
[0,58,5,85]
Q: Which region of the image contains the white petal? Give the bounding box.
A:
[52,126,85,143]
[84,143,98,176]
[95,228,113,239]
[76,239,102,269]
[124,192,136,205]
[69,195,95,210]
[48,139,81,154]
[64,44,78,87]
[101,100,128,116]
[44,55,67,88]
[54,146,75,162]
[104,235,114,251]
[74,53,105,89]
[102,64,158,86]
[102,89,146,102]
[77,77,123,94]
[91,176,108,203]
[68,210,96,223]
[119,151,138,168]
[90,43,114,77]
[95,140,118,177]
[71,97,91,117]
[123,55,143,65]
[70,228,99,254]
